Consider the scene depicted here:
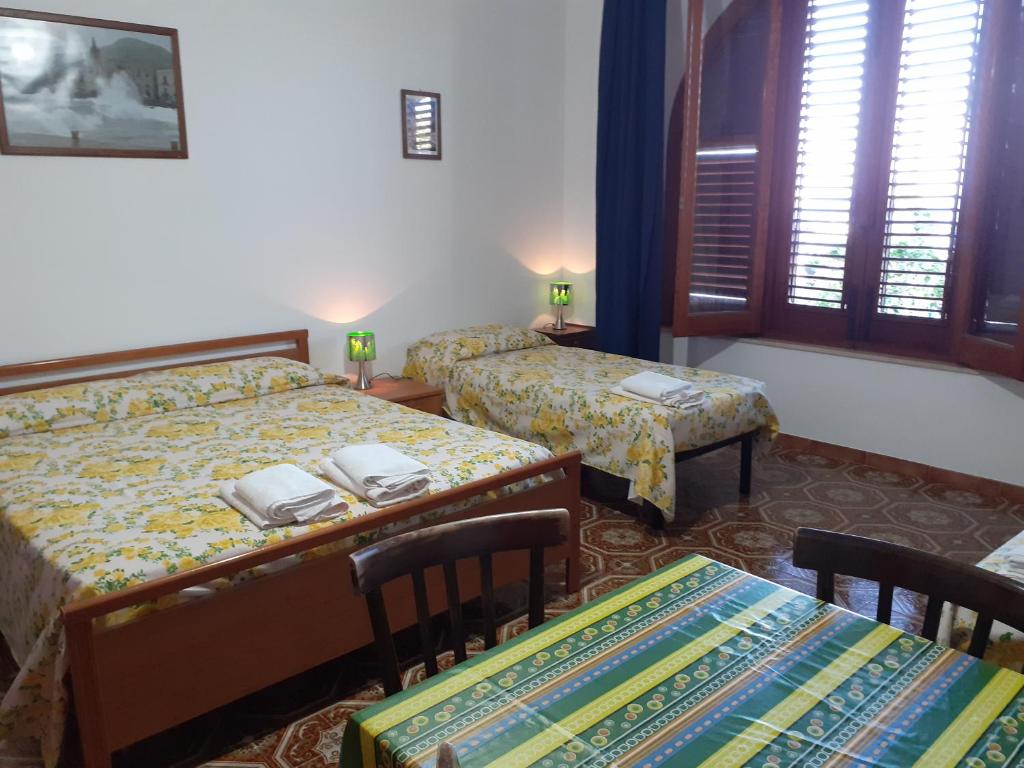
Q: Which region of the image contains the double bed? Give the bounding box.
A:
[405,325,779,523]
[0,330,581,768]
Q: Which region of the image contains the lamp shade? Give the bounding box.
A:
[347,331,376,362]
[550,281,572,307]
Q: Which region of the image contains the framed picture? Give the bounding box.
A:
[0,8,187,158]
[401,89,441,160]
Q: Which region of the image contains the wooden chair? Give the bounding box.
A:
[793,527,1024,658]
[438,741,460,768]
[349,509,570,695]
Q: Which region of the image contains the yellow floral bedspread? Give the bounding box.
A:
[404,327,778,520]
[0,357,554,767]
[939,531,1024,671]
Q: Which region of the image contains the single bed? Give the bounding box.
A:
[0,330,581,768]
[404,325,778,523]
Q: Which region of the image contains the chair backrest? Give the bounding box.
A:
[349,508,570,695]
[793,527,1024,658]
[438,741,460,768]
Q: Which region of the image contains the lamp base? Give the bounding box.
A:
[355,362,371,390]
[553,305,566,331]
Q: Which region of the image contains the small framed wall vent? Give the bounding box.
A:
[401,89,441,160]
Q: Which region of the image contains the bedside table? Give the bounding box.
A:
[358,377,444,416]
[534,323,597,350]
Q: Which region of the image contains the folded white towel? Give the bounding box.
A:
[611,385,706,409]
[322,444,431,507]
[220,482,346,529]
[620,371,693,401]
[618,371,705,407]
[222,464,346,529]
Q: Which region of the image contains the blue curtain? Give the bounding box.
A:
[596,0,667,361]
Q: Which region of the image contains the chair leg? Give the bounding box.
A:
[366,590,403,695]
[739,433,753,496]
[528,548,546,629]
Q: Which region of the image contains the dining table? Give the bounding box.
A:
[340,553,1024,768]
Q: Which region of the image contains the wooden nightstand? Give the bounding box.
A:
[534,323,597,350]
[358,377,445,416]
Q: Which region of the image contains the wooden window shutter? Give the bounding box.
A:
[672,0,782,337]
[785,0,869,312]
[951,0,1024,379]
[873,0,984,321]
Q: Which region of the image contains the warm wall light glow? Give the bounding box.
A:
[516,252,563,276]
[310,300,385,325]
[296,279,405,325]
[516,252,595,278]
[562,248,595,276]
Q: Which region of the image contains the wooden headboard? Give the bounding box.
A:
[0,329,310,396]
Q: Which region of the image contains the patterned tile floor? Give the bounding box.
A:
[11,443,1020,767]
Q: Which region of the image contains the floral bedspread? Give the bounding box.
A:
[0,357,554,767]
[939,531,1024,671]
[405,327,778,520]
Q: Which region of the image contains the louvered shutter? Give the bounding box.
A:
[951,0,1024,379]
[688,147,759,312]
[672,0,782,336]
[401,90,441,159]
[875,0,984,319]
[786,0,870,310]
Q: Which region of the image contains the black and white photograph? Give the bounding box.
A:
[0,8,187,157]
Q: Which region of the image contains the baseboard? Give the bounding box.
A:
[775,433,1024,505]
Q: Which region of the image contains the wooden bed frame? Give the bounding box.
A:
[0,330,582,768]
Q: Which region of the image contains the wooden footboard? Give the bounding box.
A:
[62,451,582,768]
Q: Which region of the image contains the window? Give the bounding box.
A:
[786,0,868,311]
[672,0,1024,379]
[876,0,981,320]
[770,0,986,355]
[952,0,1024,377]
[971,4,1024,337]
[671,0,781,336]
[401,89,442,160]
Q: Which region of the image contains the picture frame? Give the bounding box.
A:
[401,88,441,160]
[0,8,188,158]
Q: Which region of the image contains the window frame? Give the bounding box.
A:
[766,0,962,356]
[671,0,783,338]
[951,0,1024,379]
[671,0,1024,380]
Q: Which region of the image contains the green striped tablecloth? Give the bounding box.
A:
[341,554,1024,768]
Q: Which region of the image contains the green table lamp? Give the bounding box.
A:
[550,281,572,330]
[347,331,376,390]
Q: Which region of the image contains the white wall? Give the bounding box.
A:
[680,337,1024,486]
[560,0,602,327]
[0,0,570,375]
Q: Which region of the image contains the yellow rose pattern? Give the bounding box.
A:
[401,324,554,387]
[406,333,779,520]
[0,362,553,767]
[0,356,348,440]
